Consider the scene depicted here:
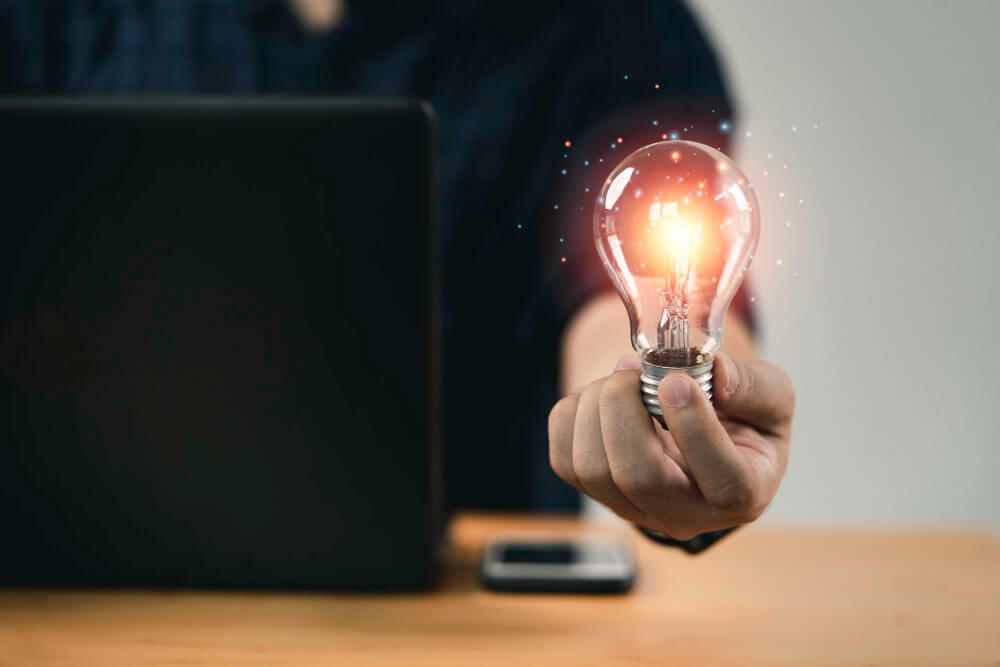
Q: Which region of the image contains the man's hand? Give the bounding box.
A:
[548,352,794,540]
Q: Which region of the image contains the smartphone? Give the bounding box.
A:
[480,533,635,593]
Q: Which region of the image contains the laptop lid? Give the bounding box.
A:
[0,97,442,589]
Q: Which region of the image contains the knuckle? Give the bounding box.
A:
[573,468,611,490]
[706,478,757,515]
[611,463,661,500]
[741,504,766,523]
[574,462,610,490]
[648,518,698,542]
[598,376,636,412]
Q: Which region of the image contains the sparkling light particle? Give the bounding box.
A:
[652,120,659,126]
[561,169,567,175]
[745,131,752,137]
[785,221,792,227]
[719,120,730,132]
[654,83,660,89]
[561,256,567,262]
[559,237,565,243]
[564,140,572,147]
[776,259,783,266]
[616,137,623,144]
[661,133,668,139]
[779,192,785,198]
[670,151,681,161]
[792,126,798,132]
[584,160,589,166]
[517,224,522,229]
[553,204,559,209]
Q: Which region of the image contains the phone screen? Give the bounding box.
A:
[499,542,617,565]
[483,538,635,593]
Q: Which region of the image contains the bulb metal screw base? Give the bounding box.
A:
[640,355,714,426]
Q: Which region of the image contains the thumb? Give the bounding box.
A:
[713,353,795,434]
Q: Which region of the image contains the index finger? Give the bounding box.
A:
[713,354,795,436]
[658,372,762,517]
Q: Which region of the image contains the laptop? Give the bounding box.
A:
[0,97,443,590]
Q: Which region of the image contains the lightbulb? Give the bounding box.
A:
[594,141,760,422]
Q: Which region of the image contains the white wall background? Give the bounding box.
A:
[685,0,1000,528]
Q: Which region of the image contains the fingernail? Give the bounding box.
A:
[615,354,641,371]
[721,355,738,394]
[660,373,692,407]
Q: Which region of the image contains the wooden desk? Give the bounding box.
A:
[1,514,998,666]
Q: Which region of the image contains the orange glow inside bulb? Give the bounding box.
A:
[648,201,702,271]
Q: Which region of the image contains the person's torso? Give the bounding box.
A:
[0,0,733,512]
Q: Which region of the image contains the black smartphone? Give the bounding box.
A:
[480,534,635,594]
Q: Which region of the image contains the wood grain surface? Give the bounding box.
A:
[1,513,998,666]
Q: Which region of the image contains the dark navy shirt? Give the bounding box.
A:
[0,0,748,512]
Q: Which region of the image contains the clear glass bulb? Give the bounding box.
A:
[594,140,759,419]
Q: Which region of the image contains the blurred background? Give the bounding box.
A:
[3,0,998,532]
[687,0,1000,529]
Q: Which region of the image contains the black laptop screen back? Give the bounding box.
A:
[0,98,441,589]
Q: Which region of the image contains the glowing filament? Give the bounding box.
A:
[648,202,702,292]
[648,201,703,351]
